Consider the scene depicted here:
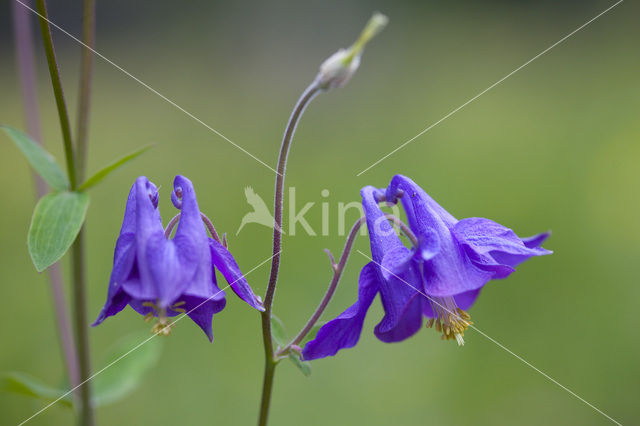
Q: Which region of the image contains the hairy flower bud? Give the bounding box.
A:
[315,12,388,90]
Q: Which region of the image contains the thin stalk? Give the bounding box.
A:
[35,0,77,189]
[280,217,365,353]
[11,0,80,389]
[257,359,276,426]
[384,213,418,246]
[75,0,95,181]
[258,82,321,426]
[164,212,222,243]
[36,1,94,424]
[263,82,321,310]
[71,230,94,426]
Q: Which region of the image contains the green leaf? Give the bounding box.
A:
[2,372,72,408]
[79,144,153,191]
[28,191,89,272]
[93,332,163,407]
[288,353,311,377]
[1,125,69,191]
[270,314,288,349]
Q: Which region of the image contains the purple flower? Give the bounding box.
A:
[302,174,550,360]
[92,175,263,341]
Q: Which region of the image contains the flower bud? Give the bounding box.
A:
[315,12,388,90]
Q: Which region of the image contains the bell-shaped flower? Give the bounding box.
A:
[303,175,550,360]
[92,175,263,341]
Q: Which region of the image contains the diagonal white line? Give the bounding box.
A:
[18,251,280,426]
[356,0,623,176]
[357,250,622,425]
[14,0,280,176]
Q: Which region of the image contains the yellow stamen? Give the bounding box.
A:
[427,296,471,346]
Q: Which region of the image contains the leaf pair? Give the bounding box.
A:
[270,315,312,377]
[2,332,163,409]
[2,125,151,272]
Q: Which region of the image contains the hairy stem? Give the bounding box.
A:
[12,0,80,389]
[258,82,321,426]
[75,0,95,181]
[281,217,365,353]
[263,82,321,310]
[35,0,77,189]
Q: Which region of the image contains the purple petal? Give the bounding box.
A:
[143,233,200,307]
[121,177,165,301]
[361,184,426,341]
[386,175,494,297]
[173,176,207,243]
[181,295,227,342]
[361,186,406,263]
[418,227,441,261]
[453,217,552,273]
[94,177,158,326]
[386,175,458,228]
[522,231,551,249]
[302,262,380,360]
[422,288,482,317]
[380,245,414,281]
[92,233,137,325]
[454,288,482,310]
[421,245,495,297]
[209,239,264,311]
[374,257,424,342]
[92,286,131,326]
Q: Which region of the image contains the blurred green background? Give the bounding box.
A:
[1,0,639,424]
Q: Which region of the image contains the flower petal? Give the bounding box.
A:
[374,261,424,343]
[94,177,158,326]
[209,239,264,311]
[92,286,131,326]
[386,175,457,228]
[379,245,413,281]
[92,232,136,325]
[173,176,207,243]
[418,227,441,261]
[361,186,406,263]
[386,175,494,297]
[143,233,199,307]
[361,184,425,342]
[121,177,165,301]
[302,262,380,360]
[453,217,552,274]
[522,231,551,249]
[182,294,227,342]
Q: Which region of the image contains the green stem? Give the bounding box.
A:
[278,217,365,355]
[71,229,94,426]
[257,360,276,426]
[35,0,77,189]
[12,0,80,390]
[76,0,96,181]
[258,82,322,426]
[36,1,94,424]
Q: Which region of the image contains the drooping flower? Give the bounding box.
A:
[302,174,550,360]
[92,175,264,341]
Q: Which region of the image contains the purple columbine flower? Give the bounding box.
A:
[303,174,550,360]
[92,175,264,341]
